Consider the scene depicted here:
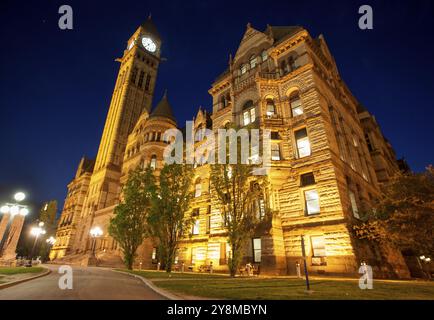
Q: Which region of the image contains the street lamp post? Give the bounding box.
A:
[90,226,103,257]
[29,222,46,266]
[0,192,29,259]
[300,235,311,292]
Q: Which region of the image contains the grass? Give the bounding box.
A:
[121,270,434,300]
[0,267,44,275]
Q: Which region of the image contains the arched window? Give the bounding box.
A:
[240,64,248,75]
[250,55,257,69]
[195,178,202,197]
[289,91,303,117]
[266,98,276,118]
[242,100,255,126]
[150,154,157,170]
[261,50,268,62]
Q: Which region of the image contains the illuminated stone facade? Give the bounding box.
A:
[51,20,410,278]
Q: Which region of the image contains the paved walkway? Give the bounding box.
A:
[0,265,167,300]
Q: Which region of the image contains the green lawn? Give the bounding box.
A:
[122,270,434,300]
[0,267,45,275]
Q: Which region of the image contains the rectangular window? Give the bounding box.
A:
[295,128,311,158]
[151,247,157,260]
[145,74,151,91]
[192,219,200,235]
[300,172,315,187]
[195,183,202,197]
[206,215,211,234]
[131,67,138,84]
[191,247,196,264]
[250,108,256,122]
[252,238,262,263]
[291,98,303,116]
[311,236,326,257]
[305,189,320,215]
[349,191,360,219]
[137,71,145,88]
[271,143,281,160]
[243,111,250,126]
[256,198,265,219]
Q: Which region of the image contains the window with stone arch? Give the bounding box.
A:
[265,97,276,118]
[195,178,202,198]
[240,63,248,75]
[288,89,303,117]
[242,100,255,126]
[261,50,268,62]
[150,154,157,170]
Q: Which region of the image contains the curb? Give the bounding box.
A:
[0,267,51,290]
[113,270,182,300]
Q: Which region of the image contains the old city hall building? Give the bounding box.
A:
[50,18,410,278]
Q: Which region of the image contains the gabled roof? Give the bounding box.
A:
[141,16,161,40]
[150,92,176,122]
[265,25,304,44]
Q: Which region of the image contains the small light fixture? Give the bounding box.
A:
[0,205,10,214]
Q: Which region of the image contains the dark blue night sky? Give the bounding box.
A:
[1,0,433,217]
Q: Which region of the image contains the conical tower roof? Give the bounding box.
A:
[150,92,176,122]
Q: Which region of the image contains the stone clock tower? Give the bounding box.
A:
[74,17,162,253]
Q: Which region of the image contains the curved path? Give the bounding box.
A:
[0,264,166,300]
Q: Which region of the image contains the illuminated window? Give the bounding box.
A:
[295,128,311,158]
[195,179,202,197]
[311,236,326,257]
[261,50,268,61]
[151,247,157,260]
[349,191,360,219]
[290,92,303,117]
[250,55,257,69]
[271,143,281,161]
[254,198,266,219]
[242,100,256,126]
[192,220,200,235]
[206,215,211,234]
[241,64,248,75]
[305,189,320,215]
[266,99,275,117]
[150,155,157,170]
[252,238,261,263]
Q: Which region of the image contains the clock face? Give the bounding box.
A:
[141,37,156,53]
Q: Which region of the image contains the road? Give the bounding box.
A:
[0,264,167,300]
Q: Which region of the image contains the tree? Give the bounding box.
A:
[108,166,156,270]
[210,138,270,277]
[147,163,194,273]
[353,166,434,257]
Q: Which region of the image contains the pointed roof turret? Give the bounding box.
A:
[141,15,161,40]
[150,91,176,122]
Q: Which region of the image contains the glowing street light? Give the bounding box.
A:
[14,192,26,202]
[90,226,103,256]
[29,222,46,266]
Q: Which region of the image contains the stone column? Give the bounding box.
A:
[1,215,25,261]
[0,214,10,246]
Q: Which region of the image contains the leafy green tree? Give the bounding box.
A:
[210,128,270,277]
[147,163,194,273]
[109,166,156,270]
[353,166,434,257]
